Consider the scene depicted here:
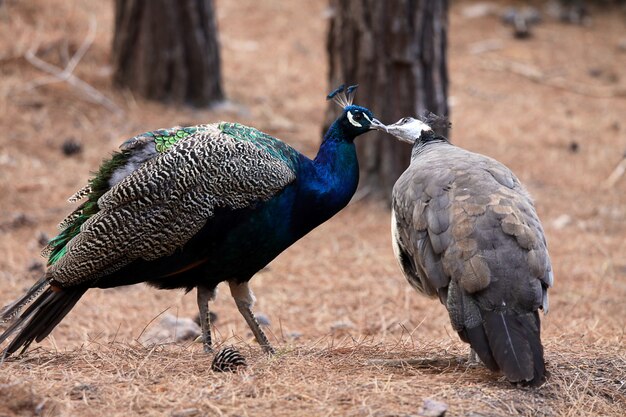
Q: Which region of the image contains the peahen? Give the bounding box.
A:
[375,115,553,385]
[0,85,384,357]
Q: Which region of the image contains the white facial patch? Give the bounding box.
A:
[406,119,432,136]
[388,118,434,144]
[347,111,362,127]
[402,119,432,142]
[363,113,373,123]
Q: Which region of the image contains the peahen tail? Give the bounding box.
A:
[463,310,545,386]
[0,279,87,358]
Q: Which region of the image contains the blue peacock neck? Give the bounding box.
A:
[318,121,358,178]
[287,120,360,238]
[299,120,359,215]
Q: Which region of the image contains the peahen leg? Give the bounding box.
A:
[197,286,216,353]
[468,348,481,365]
[229,281,275,355]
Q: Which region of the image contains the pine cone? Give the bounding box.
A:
[211,346,247,372]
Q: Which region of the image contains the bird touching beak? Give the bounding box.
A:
[369,118,388,132]
[383,118,433,145]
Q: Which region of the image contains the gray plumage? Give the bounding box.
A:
[382,117,552,385]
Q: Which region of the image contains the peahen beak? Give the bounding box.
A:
[369,118,388,132]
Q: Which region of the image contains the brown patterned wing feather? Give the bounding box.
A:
[48,127,297,286]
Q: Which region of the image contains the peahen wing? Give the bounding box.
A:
[391,145,455,302]
[393,142,552,383]
[392,143,552,318]
[47,124,297,286]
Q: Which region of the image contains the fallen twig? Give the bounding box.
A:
[19,17,122,115]
[366,357,458,368]
[604,156,626,188]
[483,59,626,99]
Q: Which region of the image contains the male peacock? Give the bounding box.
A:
[0,86,384,357]
[375,115,553,385]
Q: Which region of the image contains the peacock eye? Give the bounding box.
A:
[353,112,363,121]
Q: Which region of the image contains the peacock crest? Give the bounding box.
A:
[327,84,359,108]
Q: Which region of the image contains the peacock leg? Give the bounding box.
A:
[229,281,275,355]
[197,286,216,353]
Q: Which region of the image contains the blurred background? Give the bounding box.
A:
[0,0,625,416]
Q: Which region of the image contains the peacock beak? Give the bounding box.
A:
[369,118,388,132]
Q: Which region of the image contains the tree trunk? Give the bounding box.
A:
[326,0,448,201]
[112,0,224,107]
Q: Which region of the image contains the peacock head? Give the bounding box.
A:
[327,85,385,140]
[378,113,450,144]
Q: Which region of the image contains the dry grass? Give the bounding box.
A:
[0,0,625,416]
[1,339,624,416]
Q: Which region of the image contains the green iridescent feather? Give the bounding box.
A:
[218,122,297,164]
[152,127,193,153]
[45,128,197,265]
[46,151,132,265]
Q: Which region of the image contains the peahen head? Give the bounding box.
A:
[375,113,451,144]
[383,117,433,144]
[327,85,385,141]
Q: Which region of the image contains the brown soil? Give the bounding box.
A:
[0,1,625,416]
